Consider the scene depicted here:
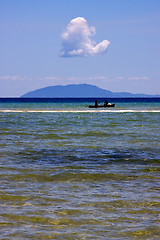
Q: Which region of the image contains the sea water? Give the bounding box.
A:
[0,98,160,239]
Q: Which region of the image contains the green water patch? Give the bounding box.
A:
[1,213,103,227]
[77,200,160,213]
[6,172,133,183]
[0,192,68,206]
[57,209,85,217]
[142,167,160,173]
[34,133,66,140]
[0,194,30,203]
[124,227,160,239]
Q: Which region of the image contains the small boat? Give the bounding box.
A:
[88,103,115,108]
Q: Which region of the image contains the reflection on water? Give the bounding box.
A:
[0,100,160,239]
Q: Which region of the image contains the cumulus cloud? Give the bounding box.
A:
[60,17,110,57]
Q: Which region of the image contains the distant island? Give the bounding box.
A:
[21,84,160,98]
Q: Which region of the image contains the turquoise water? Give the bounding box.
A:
[0,99,160,239]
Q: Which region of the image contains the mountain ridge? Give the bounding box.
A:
[21,84,160,98]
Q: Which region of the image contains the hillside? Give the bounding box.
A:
[21,84,159,98]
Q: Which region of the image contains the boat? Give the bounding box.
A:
[88,103,115,108]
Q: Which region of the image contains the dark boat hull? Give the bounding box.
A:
[88,103,115,108]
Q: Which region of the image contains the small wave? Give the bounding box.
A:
[0,109,160,113]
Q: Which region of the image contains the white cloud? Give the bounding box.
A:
[67,76,106,81]
[60,17,110,57]
[0,75,29,81]
[114,77,125,81]
[44,76,61,81]
[128,76,150,81]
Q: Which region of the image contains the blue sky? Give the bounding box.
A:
[0,0,160,97]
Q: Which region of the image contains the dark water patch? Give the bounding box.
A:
[1,97,160,103]
[6,147,159,166]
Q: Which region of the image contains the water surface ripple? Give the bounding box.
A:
[0,100,160,239]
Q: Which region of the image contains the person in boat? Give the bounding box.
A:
[104,100,108,107]
[95,99,98,108]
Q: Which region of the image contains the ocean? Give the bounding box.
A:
[0,98,160,239]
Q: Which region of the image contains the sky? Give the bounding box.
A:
[0,0,160,97]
